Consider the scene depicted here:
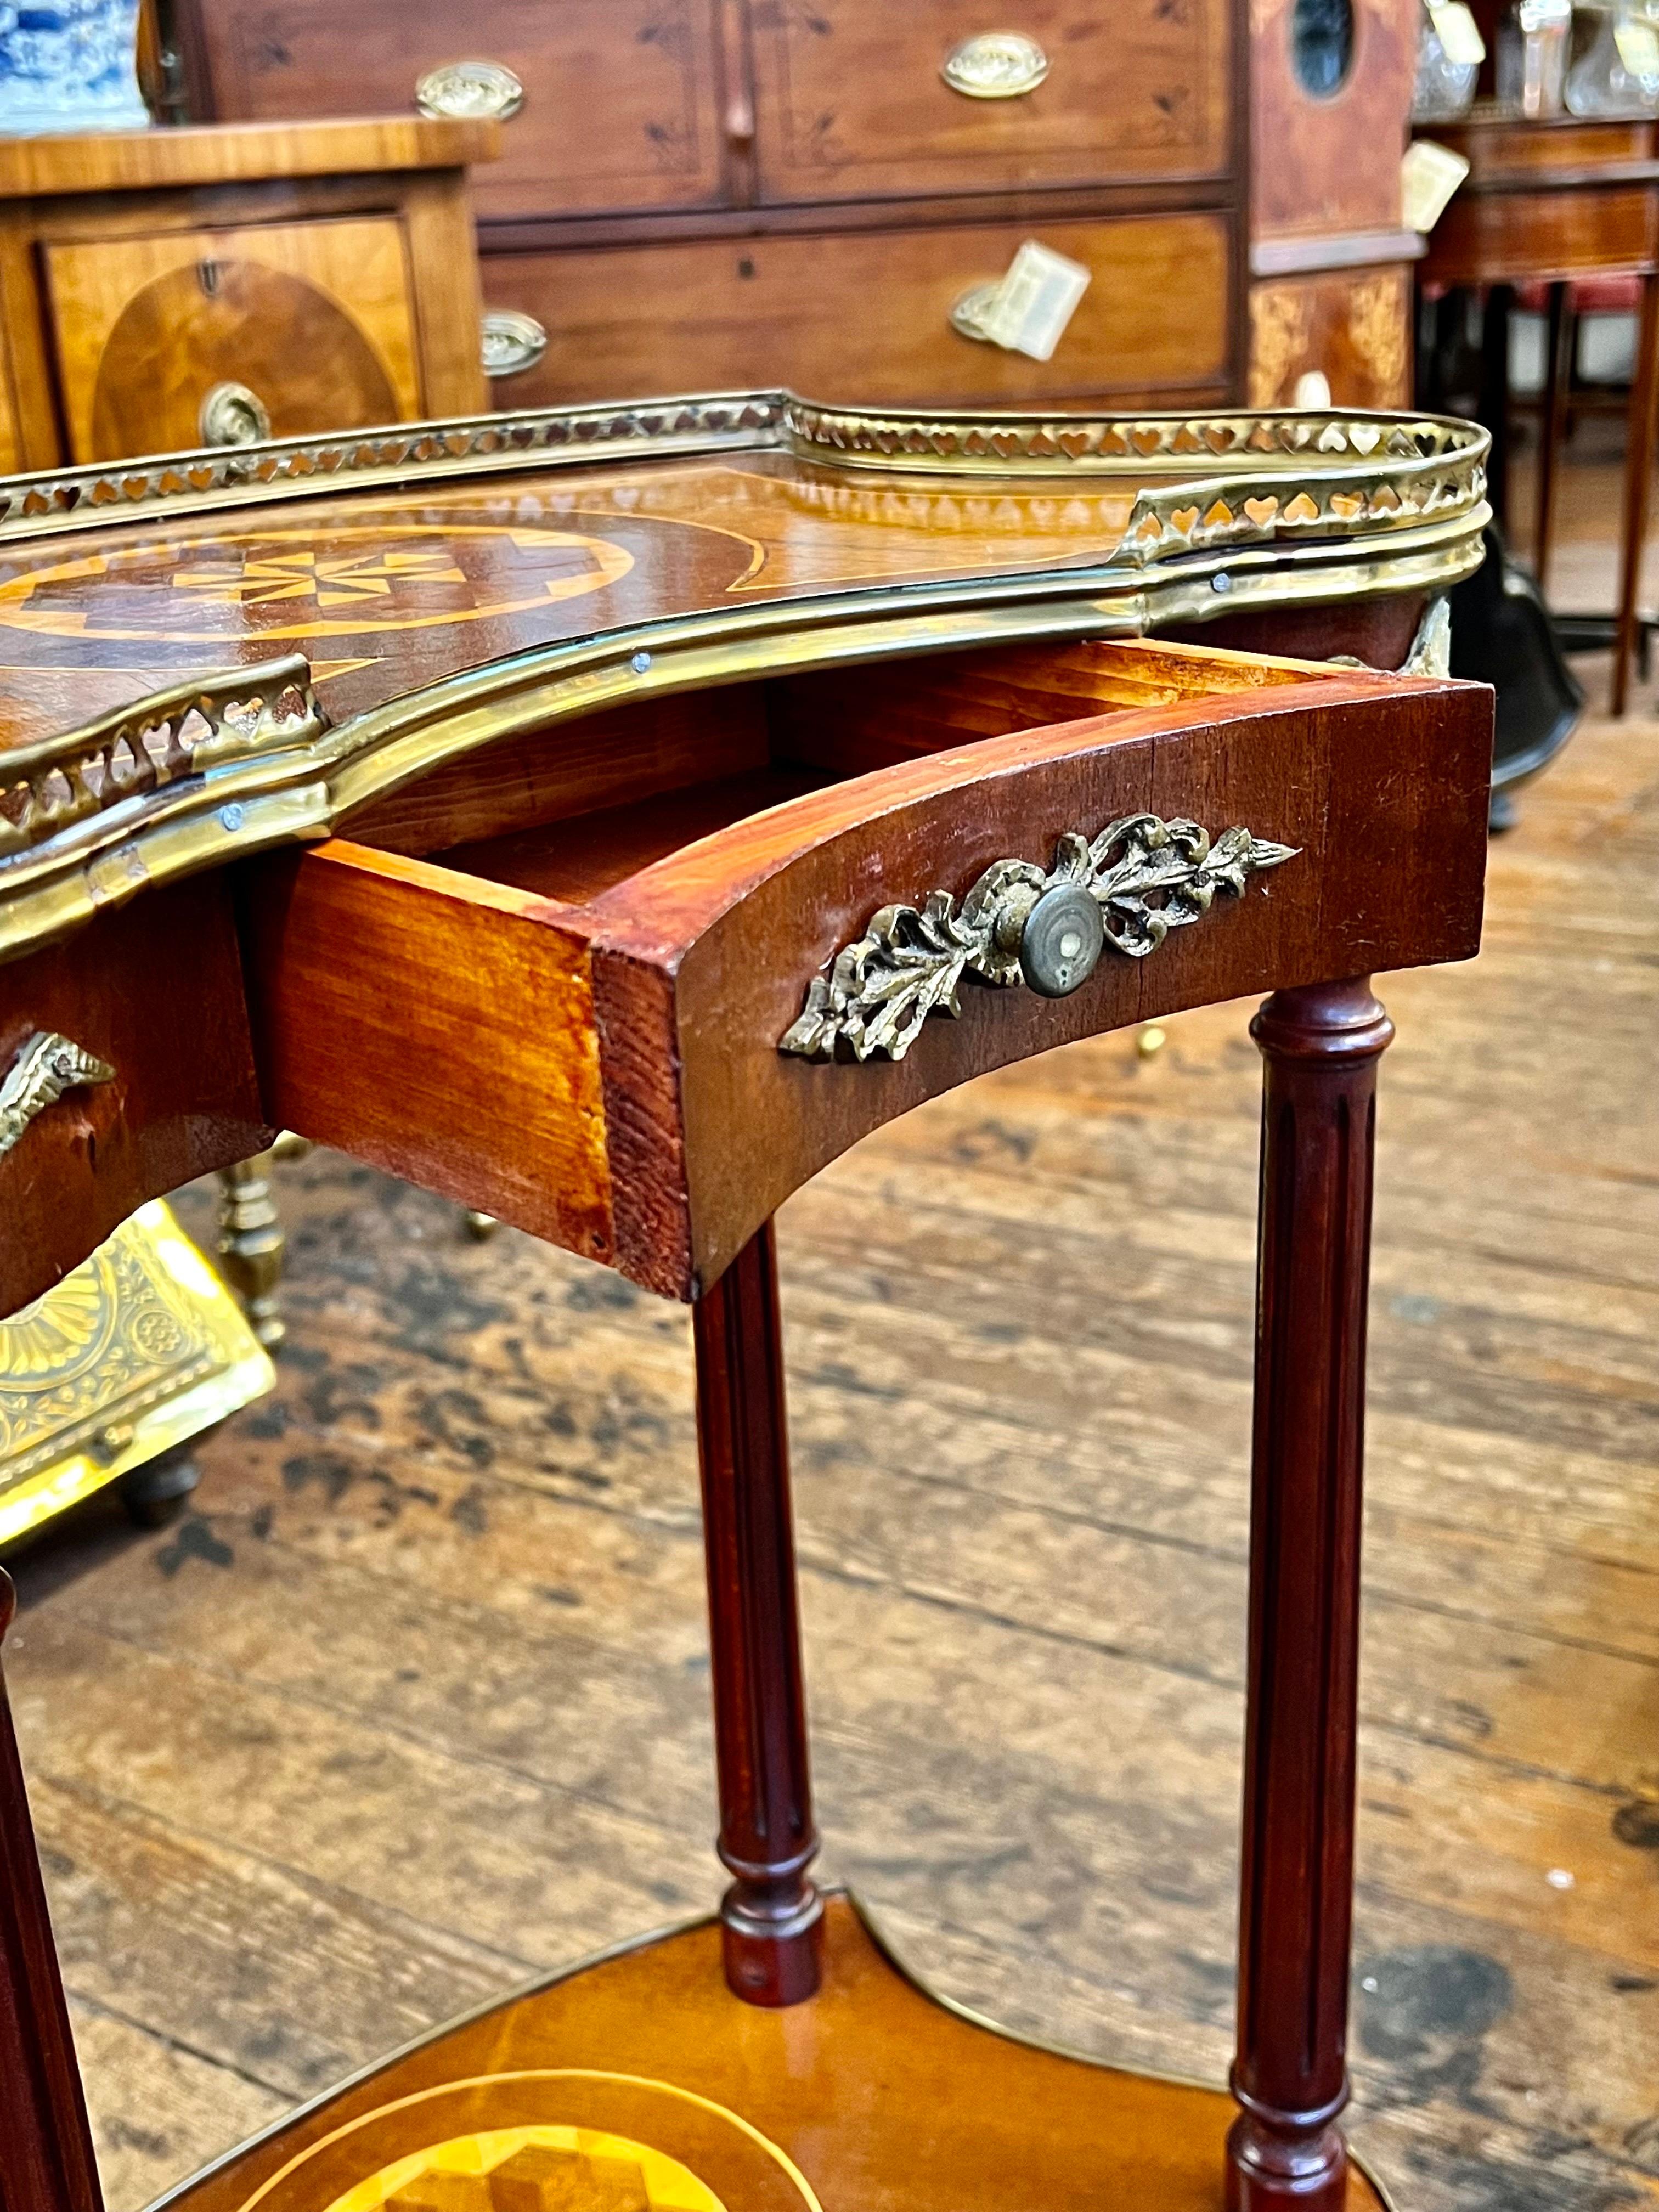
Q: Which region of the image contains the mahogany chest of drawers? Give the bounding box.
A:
[165,2,1418,469]
[169,0,1256,411]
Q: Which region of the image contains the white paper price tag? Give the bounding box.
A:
[1615,14,1659,78]
[976,240,1092,362]
[1428,1,1486,66]
[1402,138,1471,233]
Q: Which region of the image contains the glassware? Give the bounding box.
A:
[1496,0,1575,117]
[1567,3,1659,115]
[1413,4,1481,120]
[0,0,149,135]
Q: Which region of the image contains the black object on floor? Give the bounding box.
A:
[1449,523,1585,828]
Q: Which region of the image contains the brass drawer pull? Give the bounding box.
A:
[199,381,270,448]
[781,813,1297,1063]
[941,31,1050,98]
[0,1032,114,1159]
[947,239,1091,362]
[415,59,525,121]
[481,309,548,378]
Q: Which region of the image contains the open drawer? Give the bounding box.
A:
[240,636,1491,1299]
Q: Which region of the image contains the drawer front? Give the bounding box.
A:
[1249,269,1412,411]
[191,0,727,221]
[46,218,422,464]
[749,0,1231,202]
[482,213,1232,409]
[1427,186,1659,287]
[0,879,270,1318]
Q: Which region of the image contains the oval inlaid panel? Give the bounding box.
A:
[89,262,401,464]
[323,2126,726,2212]
[238,2074,820,2212]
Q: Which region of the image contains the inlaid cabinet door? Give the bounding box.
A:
[748,0,1232,203]
[44,217,423,462]
[185,0,727,220]
[1249,270,1413,409]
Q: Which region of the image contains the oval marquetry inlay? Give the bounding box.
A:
[321,2128,729,2212]
[415,58,525,121]
[940,31,1049,97]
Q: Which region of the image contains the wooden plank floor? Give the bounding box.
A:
[6,623,1659,2212]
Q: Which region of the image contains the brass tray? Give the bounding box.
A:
[0,391,1489,963]
[0,1199,274,1544]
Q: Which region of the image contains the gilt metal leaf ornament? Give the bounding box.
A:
[780,812,1298,1063]
[0,1031,114,1158]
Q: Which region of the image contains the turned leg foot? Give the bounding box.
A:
[1229,978,1393,2211]
[217,1150,288,1352]
[693,1220,822,2006]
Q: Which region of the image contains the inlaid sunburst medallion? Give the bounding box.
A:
[323,2126,725,2212]
[238,2074,819,2212]
[0,522,634,645]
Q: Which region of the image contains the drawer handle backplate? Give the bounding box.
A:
[0,1032,114,1160]
[941,31,1050,97]
[781,813,1297,1063]
[199,381,271,448]
[481,309,549,378]
[416,59,525,121]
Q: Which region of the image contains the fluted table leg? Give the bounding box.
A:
[693,1219,822,2007]
[0,1569,102,2212]
[1229,978,1394,2212]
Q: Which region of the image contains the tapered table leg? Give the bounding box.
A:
[1228,978,1394,2212]
[1613,269,1659,717]
[692,1219,822,2007]
[0,1570,103,2212]
[1534,280,1571,592]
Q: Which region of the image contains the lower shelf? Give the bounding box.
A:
[151,1897,1390,2212]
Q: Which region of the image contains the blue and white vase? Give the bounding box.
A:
[0,1,149,136]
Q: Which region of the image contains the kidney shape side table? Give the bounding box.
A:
[0,393,1494,2212]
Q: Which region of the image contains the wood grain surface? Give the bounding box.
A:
[0,120,500,199]
[746,0,1231,202]
[0,678,1652,2211]
[1250,0,1415,241]
[46,219,420,464]
[136,1900,1389,2212]
[0,876,271,1313]
[469,212,1232,411]
[0,457,1146,755]
[173,0,725,224]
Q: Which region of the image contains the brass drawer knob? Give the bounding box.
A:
[781,813,1297,1063]
[415,59,525,121]
[1014,881,1104,998]
[941,31,1050,98]
[481,309,548,378]
[199,381,271,448]
[949,280,1003,343]
[0,1032,114,1160]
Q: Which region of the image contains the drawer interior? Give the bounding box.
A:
[338,637,1317,905]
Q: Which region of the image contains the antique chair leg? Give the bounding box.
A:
[1228,978,1394,2212]
[0,1569,103,2212]
[216,1152,287,1352]
[1534,279,1571,592]
[1612,268,1659,717]
[692,1218,823,2007]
